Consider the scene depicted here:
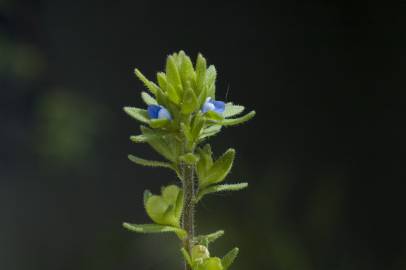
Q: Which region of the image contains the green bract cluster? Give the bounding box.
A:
[122,51,255,270]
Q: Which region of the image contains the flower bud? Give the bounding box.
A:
[191,245,210,262]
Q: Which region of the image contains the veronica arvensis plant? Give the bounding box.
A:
[122,51,255,270]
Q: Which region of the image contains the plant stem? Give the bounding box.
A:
[181,163,195,270]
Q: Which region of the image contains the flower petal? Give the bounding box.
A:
[147,104,162,119]
[158,107,172,120]
[213,100,225,113]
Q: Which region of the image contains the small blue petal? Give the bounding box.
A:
[157,107,172,120]
[213,100,225,113]
[202,101,216,113]
[202,97,225,115]
[147,105,161,119]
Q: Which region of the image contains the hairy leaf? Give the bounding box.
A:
[122,223,187,239]
[196,183,248,201]
[195,53,207,95]
[134,68,160,95]
[181,84,198,114]
[141,91,157,105]
[180,248,192,267]
[220,111,256,126]
[123,107,150,124]
[166,55,182,94]
[222,248,239,270]
[199,125,222,140]
[179,52,196,87]
[128,154,173,169]
[199,148,235,188]
[130,134,148,143]
[223,103,245,118]
[149,118,170,129]
[205,65,217,98]
[195,230,224,246]
[179,153,200,165]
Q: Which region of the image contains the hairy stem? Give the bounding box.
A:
[181,163,195,270]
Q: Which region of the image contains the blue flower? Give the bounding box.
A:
[147,105,172,120]
[202,97,225,114]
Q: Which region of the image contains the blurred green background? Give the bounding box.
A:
[1,0,405,269]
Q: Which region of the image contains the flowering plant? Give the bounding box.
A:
[122,51,255,270]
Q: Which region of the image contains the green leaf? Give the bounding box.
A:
[145,185,182,227]
[166,55,182,94]
[220,111,256,126]
[199,148,235,188]
[122,223,187,239]
[155,83,169,107]
[195,53,207,95]
[199,125,222,140]
[196,183,248,202]
[143,190,152,207]
[205,110,223,121]
[123,107,150,123]
[181,84,198,114]
[128,154,173,169]
[149,118,170,129]
[179,153,199,165]
[180,248,192,267]
[140,126,180,162]
[141,92,157,106]
[191,245,210,262]
[196,144,213,181]
[197,84,209,109]
[158,72,180,104]
[223,103,245,118]
[174,189,184,221]
[181,123,193,143]
[156,72,168,91]
[221,248,239,270]
[130,134,148,143]
[205,65,217,98]
[196,257,223,270]
[179,53,196,86]
[195,230,224,246]
[191,113,205,140]
[134,68,160,95]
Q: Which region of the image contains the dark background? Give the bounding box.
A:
[1,0,405,269]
